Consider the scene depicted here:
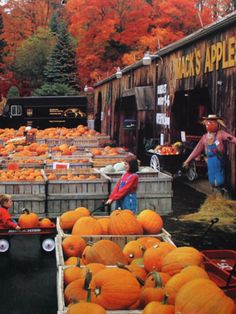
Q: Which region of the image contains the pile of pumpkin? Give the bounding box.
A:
[58,208,235,313]
[16,209,55,229]
[61,236,235,314]
[59,207,164,235]
[0,169,45,181]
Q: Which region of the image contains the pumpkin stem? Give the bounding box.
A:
[83,270,92,291]
[117,262,129,271]
[136,276,145,286]
[148,271,163,288]
[22,208,30,214]
[76,258,81,267]
[86,289,92,303]
[163,294,169,304]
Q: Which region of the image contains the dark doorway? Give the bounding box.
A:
[95,92,102,132]
[171,87,212,140]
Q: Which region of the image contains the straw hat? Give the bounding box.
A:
[202,114,226,128]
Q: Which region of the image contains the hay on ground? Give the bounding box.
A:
[180,193,236,228]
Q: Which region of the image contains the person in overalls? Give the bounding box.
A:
[106,155,139,213]
[183,114,236,194]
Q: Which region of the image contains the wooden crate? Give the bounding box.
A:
[57,264,142,314]
[106,169,173,214]
[45,157,93,169]
[0,169,46,214]
[55,222,175,267]
[46,138,73,147]
[45,169,109,215]
[73,137,99,148]
[97,135,111,146]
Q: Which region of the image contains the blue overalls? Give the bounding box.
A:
[207,142,225,188]
[115,173,138,213]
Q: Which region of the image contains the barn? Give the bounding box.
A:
[93,11,236,194]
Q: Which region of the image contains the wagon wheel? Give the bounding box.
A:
[150,155,161,171]
[0,239,10,253]
[186,160,198,181]
[41,238,55,252]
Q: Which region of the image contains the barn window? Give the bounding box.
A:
[10,105,22,116]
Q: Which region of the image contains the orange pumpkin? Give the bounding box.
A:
[136,236,161,250]
[67,302,106,314]
[18,209,39,228]
[144,271,171,288]
[39,218,55,228]
[60,210,85,230]
[91,268,141,310]
[64,265,84,286]
[108,211,143,235]
[164,265,209,304]
[161,246,203,276]
[142,300,175,314]
[137,209,163,234]
[82,240,127,265]
[62,235,87,258]
[175,278,235,314]
[72,217,102,235]
[139,287,165,308]
[143,242,176,272]
[122,240,144,263]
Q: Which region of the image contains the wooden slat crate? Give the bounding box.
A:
[45,157,93,169]
[73,137,99,148]
[97,135,111,146]
[105,169,173,214]
[46,138,73,147]
[57,264,142,314]
[0,169,46,214]
[45,169,109,215]
[55,221,175,267]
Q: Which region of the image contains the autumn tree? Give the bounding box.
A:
[0,13,6,73]
[66,0,152,84]
[12,28,56,89]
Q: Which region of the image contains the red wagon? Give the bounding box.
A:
[0,220,57,253]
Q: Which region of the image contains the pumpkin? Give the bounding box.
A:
[139,287,165,308]
[72,217,102,235]
[91,268,141,310]
[62,235,87,258]
[161,247,204,276]
[142,300,175,314]
[82,240,127,265]
[136,236,161,250]
[74,207,90,216]
[144,271,171,288]
[64,265,84,286]
[124,263,147,281]
[18,209,39,228]
[175,278,235,314]
[164,265,209,304]
[122,240,144,263]
[64,272,95,305]
[143,242,176,272]
[108,211,143,235]
[39,218,55,228]
[97,217,110,235]
[137,209,163,234]
[60,210,85,230]
[67,302,106,314]
[65,257,83,266]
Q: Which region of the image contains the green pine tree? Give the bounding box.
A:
[44,21,77,88]
[49,12,59,34]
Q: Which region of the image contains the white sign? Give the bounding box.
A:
[181,131,186,142]
[156,113,170,127]
[157,84,167,94]
[160,133,164,145]
[157,95,170,106]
